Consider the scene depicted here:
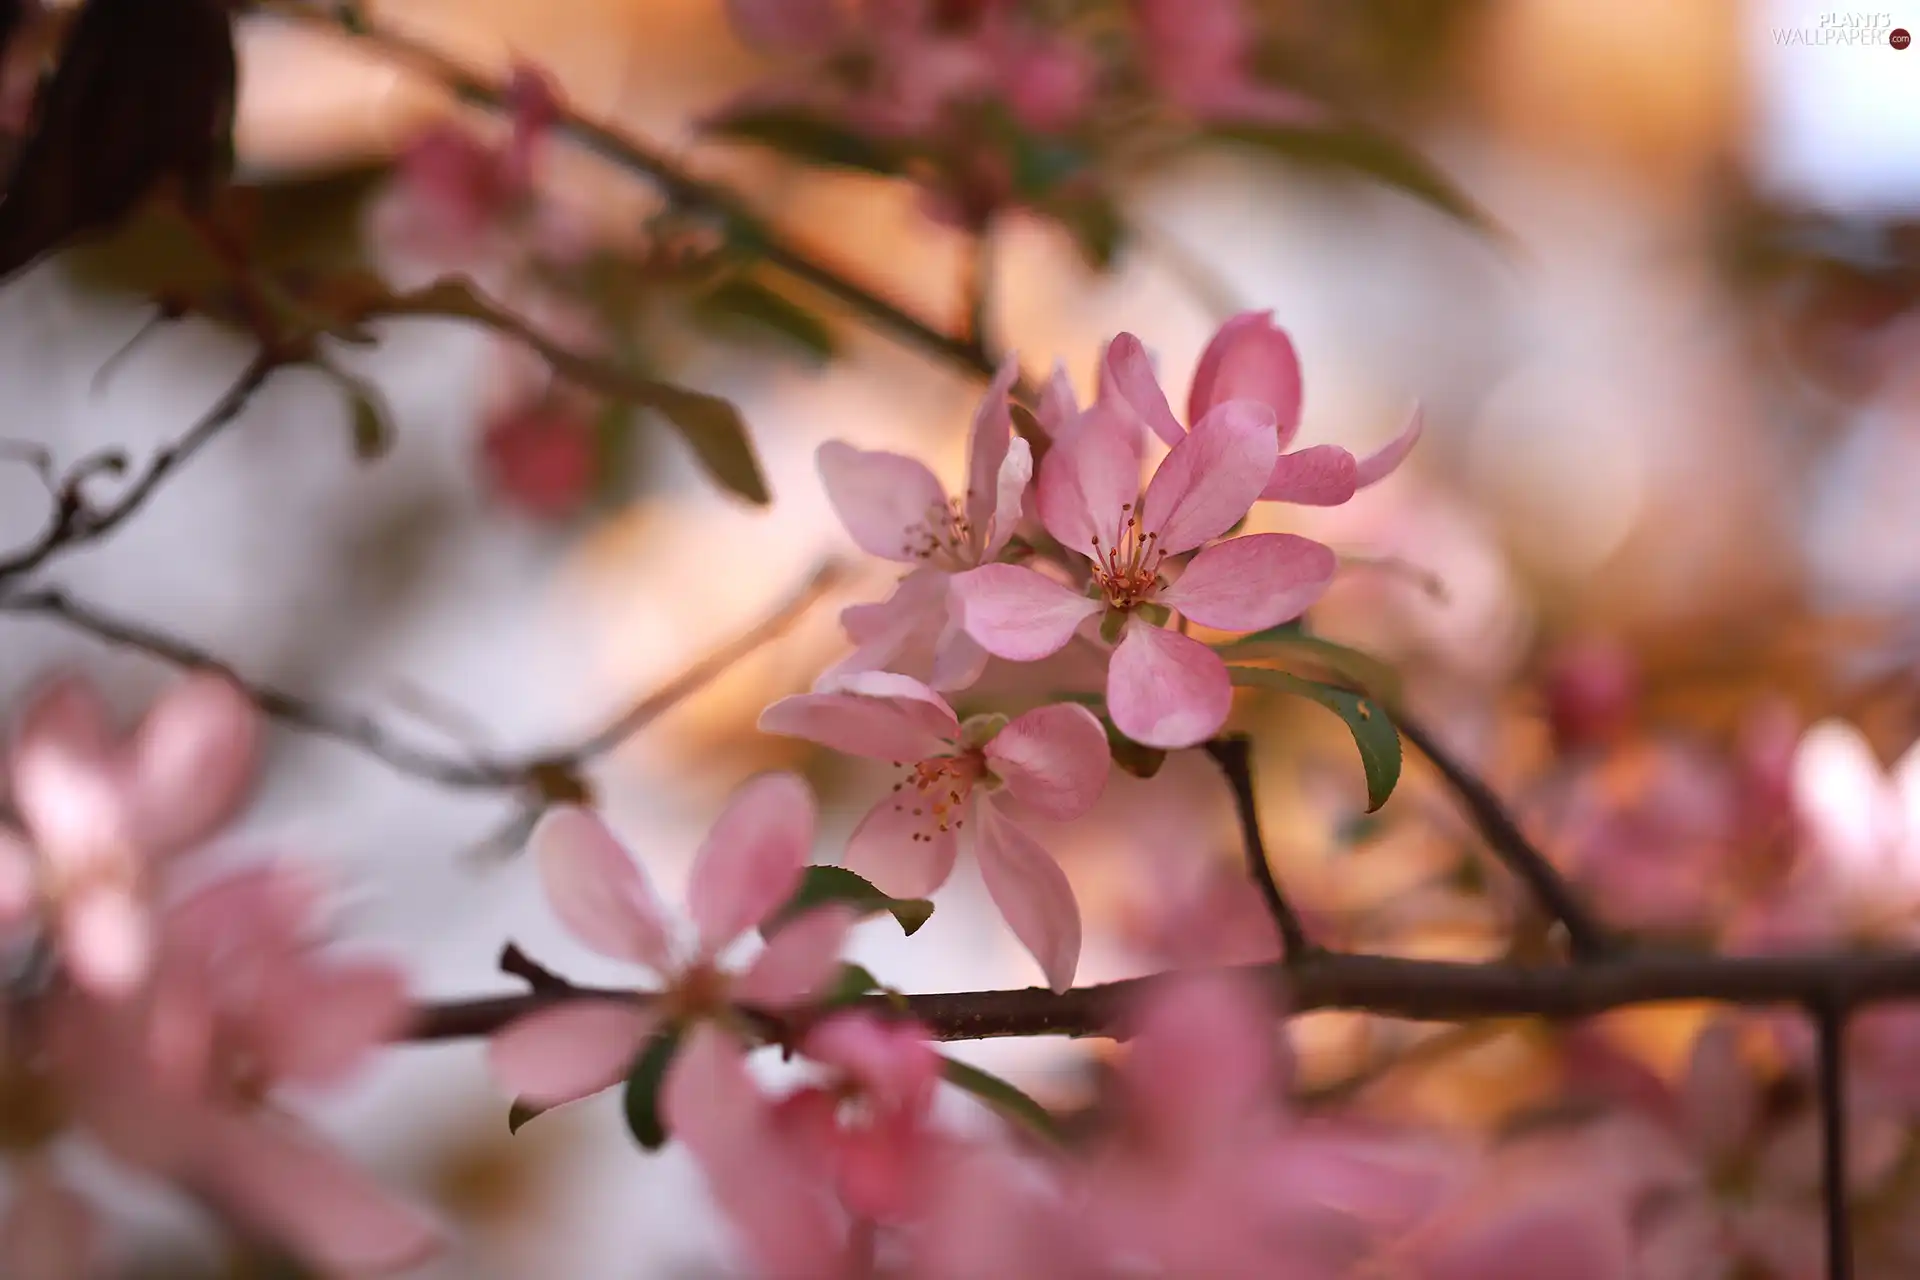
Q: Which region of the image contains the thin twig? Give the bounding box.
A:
[961,222,994,365]
[1202,735,1312,959]
[0,561,845,790]
[0,350,289,582]
[1818,999,1854,1280]
[1393,713,1613,961]
[404,945,1920,1045]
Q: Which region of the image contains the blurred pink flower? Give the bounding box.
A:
[1780,719,1920,942]
[1131,0,1323,126]
[55,864,438,1276]
[0,671,258,998]
[0,1162,94,1280]
[818,359,1027,692]
[1107,313,1422,506]
[1085,973,1454,1275]
[489,775,855,1110]
[760,673,1107,990]
[954,393,1335,748]
[479,399,599,520]
[773,1013,943,1222]
[1542,637,1639,755]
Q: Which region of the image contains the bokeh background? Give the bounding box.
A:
[1,0,1918,1273]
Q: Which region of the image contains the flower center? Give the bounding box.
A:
[1087,502,1162,610]
[886,751,988,844]
[665,961,732,1022]
[899,494,975,570]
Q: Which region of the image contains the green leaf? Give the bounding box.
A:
[940,1056,1062,1143]
[313,364,395,462]
[1208,124,1502,239]
[1228,666,1402,811]
[1046,191,1126,271]
[591,399,643,509]
[622,1027,686,1151]
[764,866,934,938]
[1222,632,1403,708]
[1100,715,1167,779]
[706,108,907,177]
[692,277,839,362]
[638,381,771,506]
[819,962,884,1011]
[507,1098,547,1134]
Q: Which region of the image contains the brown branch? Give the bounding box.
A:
[1202,735,1312,959]
[0,349,290,582]
[1818,1000,1854,1279]
[0,560,845,791]
[1393,712,1614,961]
[403,945,1920,1045]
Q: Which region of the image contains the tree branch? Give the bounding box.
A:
[0,560,845,791]
[403,945,1920,1045]
[1201,735,1311,959]
[1393,713,1613,961]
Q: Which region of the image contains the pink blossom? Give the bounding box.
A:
[488,775,855,1112]
[0,1162,94,1280]
[953,391,1336,748]
[760,673,1106,990]
[1543,637,1640,754]
[818,358,1028,691]
[0,671,258,998]
[1782,719,1920,940]
[1131,0,1324,126]
[1083,973,1454,1275]
[773,1013,943,1222]
[1108,313,1422,506]
[53,864,439,1276]
[479,398,599,519]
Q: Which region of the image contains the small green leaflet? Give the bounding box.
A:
[1222,629,1404,708]
[622,1027,687,1151]
[940,1056,1062,1143]
[762,866,935,939]
[1227,666,1402,811]
[691,276,839,363]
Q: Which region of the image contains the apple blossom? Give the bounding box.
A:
[817,357,1028,691]
[1131,0,1325,127]
[488,774,856,1113]
[759,672,1107,990]
[1107,312,1423,506]
[0,671,258,998]
[479,397,600,520]
[953,391,1336,748]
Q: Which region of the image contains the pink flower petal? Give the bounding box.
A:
[974,802,1081,992]
[1681,1020,1757,1167]
[983,703,1110,821]
[533,807,678,972]
[1035,407,1144,559]
[1353,404,1423,489]
[760,686,957,762]
[260,962,411,1089]
[803,1013,941,1112]
[10,678,130,877]
[929,625,990,693]
[0,828,38,924]
[1187,311,1304,446]
[1792,720,1892,881]
[952,564,1101,662]
[1260,443,1359,505]
[817,441,952,564]
[1122,974,1284,1151]
[1138,399,1278,554]
[964,356,1022,545]
[1038,361,1079,434]
[726,0,845,52]
[61,888,150,999]
[1103,333,1187,446]
[1107,623,1234,749]
[663,1026,848,1277]
[129,670,260,856]
[735,905,856,1009]
[487,1000,656,1109]
[801,670,962,739]
[1417,1189,1634,1280]
[688,773,817,952]
[843,795,961,898]
[9,672,115,779]
[1159,533,1336,632]
[0,1164,94,1280]
[979,435,1032,561]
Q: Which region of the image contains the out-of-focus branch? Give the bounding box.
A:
[0,348,291,582]
[1,560,846,792]
[1818,1000,1854,1279]
[1393,713,1614,961]
[405,945,1920,1045]
[263,3,1021,391]
[1202,734,1312,959]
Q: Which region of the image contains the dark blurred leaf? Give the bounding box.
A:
[639,381,771,505]
[1046,191,1125,270]
[622,1027,686,1151]
[818,961,884,1011]
[62,167,388,302]
[342,378,392,462]
[940,1056,1062,1142]
[706,108,907,177]
[507,1097,547,1135]
[591,398,643,509]
[1228,666,1402,810]
[692,276,839,361]
[1222,630,1404,707]
[1208,123,1499,238]
[763,865,934,938]
[1102,716,1166,778]
[0,0,238,284]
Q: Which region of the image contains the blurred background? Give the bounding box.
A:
[1,0,1918,1273]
